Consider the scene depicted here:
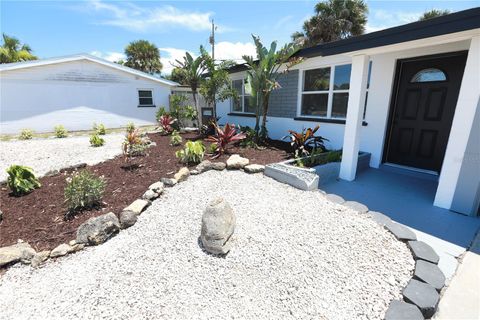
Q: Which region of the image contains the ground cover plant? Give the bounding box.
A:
[19,129,33,140]
[6,165,41,196]
[64,170,106,219]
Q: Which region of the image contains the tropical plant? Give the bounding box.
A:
[6,165,41,196]
[64,170,105,217]
[155,107,169,122]
[167,67,188,85]
[175,140,205,164]
[168,93,197,127]
[19,129,34,140]
[0,33,37,64]
[174,48,207,127]
[418,9,451,21]
[122,128,148,157]
[208,142,218,155]
[126,122,136,134]
[291,0,368,48]
[158,114,176,134]
[242,35,301,142]
[54,125,68,138]
[284,125,328,158]
[90,134,105,147]
[170,130,182,146]
[123,40,162,74]
[206,123,246,159]
[238,125,258,148]
[93,123,106,135]
[199,48,238,118]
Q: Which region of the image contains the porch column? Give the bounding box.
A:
[434,36,480,209]
[339,54,370,181]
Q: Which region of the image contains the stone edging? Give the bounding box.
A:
[0,155,262,270]
[324,193,445,319]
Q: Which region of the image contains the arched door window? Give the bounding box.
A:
[410,68,447,83]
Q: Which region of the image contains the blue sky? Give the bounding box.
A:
[1,0,478,74]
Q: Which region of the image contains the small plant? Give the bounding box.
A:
[6,165,41,196]
[158,115,176,135]
[206,123,246,159]
[238,125,257,148]
[175,140,205,164]
[208,142,218,155]
[93,123,106,135]
[19,129,33,140]
[122,128,148,158]
[155,107,168,122]
[283,125,328,159]
[170,130,182,146]
[54,125,68,138]
[90,134,105,147]
[64,170,106,217]
[126,122,136,134]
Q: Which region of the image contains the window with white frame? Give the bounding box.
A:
[138,89,154,107]
[231,79,255,113]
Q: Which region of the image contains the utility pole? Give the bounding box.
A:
[209,19,215,62]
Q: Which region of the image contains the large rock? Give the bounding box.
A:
[174,167,190,182]
[119,210,138,229]
[76,212,120,245]
[196,160,213,173]
[244,164,265,173]
[200,198,236,255]
[124,199,150,215]
[0,242,36,267]
[403,279,440,318]
[211,162,226,171]
[226,154,249,169]
[50,243,73,258]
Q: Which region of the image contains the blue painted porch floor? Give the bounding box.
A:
[321,168,480,248]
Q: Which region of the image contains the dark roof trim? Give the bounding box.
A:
[299,7,480,58]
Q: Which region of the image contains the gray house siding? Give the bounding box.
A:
[267,70,299,118]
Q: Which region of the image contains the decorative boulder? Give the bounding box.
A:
[148,181,164,194]
[124,199,150,215]
[161,177,177,187]
[142,189,159,201]
[50,243,74,258]
[196,160,213,173]
[211,162,226,171]
[244,164,265,173]
[200,198,236,255]
[76,212,120,245]
[0,242,36,267]
[174,167,190,182]
[31,251,50,268]
[226,155,249,170]
[119,210,138,229]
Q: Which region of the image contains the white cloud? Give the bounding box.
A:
[159,47,194,75]
[366,9,422,33]
[87,0,228,33]
[90,50,125,62]
[212,41,256,63]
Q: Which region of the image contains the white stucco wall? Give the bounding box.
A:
[0,60,172,134]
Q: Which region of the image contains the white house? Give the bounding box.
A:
[218,8,480,216]
[0,54,178,134]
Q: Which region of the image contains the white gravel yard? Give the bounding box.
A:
[0,170,414,320]
[0,134,125,182]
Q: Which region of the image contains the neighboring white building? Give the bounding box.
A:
[218,8,480,216]
[0,54,178,134]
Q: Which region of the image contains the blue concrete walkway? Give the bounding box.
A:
[321,168,480,248]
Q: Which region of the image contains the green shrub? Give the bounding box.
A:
[90,134,105,147]
[6,165,41,196]
[126,122,136,134]
[122,128,148,157]
[208,142,218,155]
[93,123,106,135]
[175,140,205,164]
[170,130,182,146]
[64,170,106,216]
[19,129,34,140]
[238,125,257,148]
[54,125,68,138]
[155,107,168,122]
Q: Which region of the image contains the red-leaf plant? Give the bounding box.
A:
[206,123,246,159]
[159,115,176,134]
[284,125,328,158]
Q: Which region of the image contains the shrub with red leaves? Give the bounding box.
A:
[159,115,176,134]
[206,123,246,158]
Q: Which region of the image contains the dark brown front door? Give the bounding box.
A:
[384,52,467,173]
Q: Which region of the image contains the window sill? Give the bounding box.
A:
[228,112,256,118]
[294,117,368,126]
[138,105,156,108]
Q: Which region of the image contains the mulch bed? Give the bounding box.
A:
[0,133,291,251]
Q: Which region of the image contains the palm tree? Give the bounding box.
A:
[174,48,207,127]
[292,0,368,48]
[419,9,451,21]
[0,34,37,63]
[242,35,300,142]
[124,40,162,74]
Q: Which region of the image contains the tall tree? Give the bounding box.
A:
[167,67,189,85]
[292,0,368,48]
[243,35,300,142]
[0,34,37,64]
[199,48,237,119]
[419,9,451,21]
[124,40,162,74]
[174,48,207,127]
